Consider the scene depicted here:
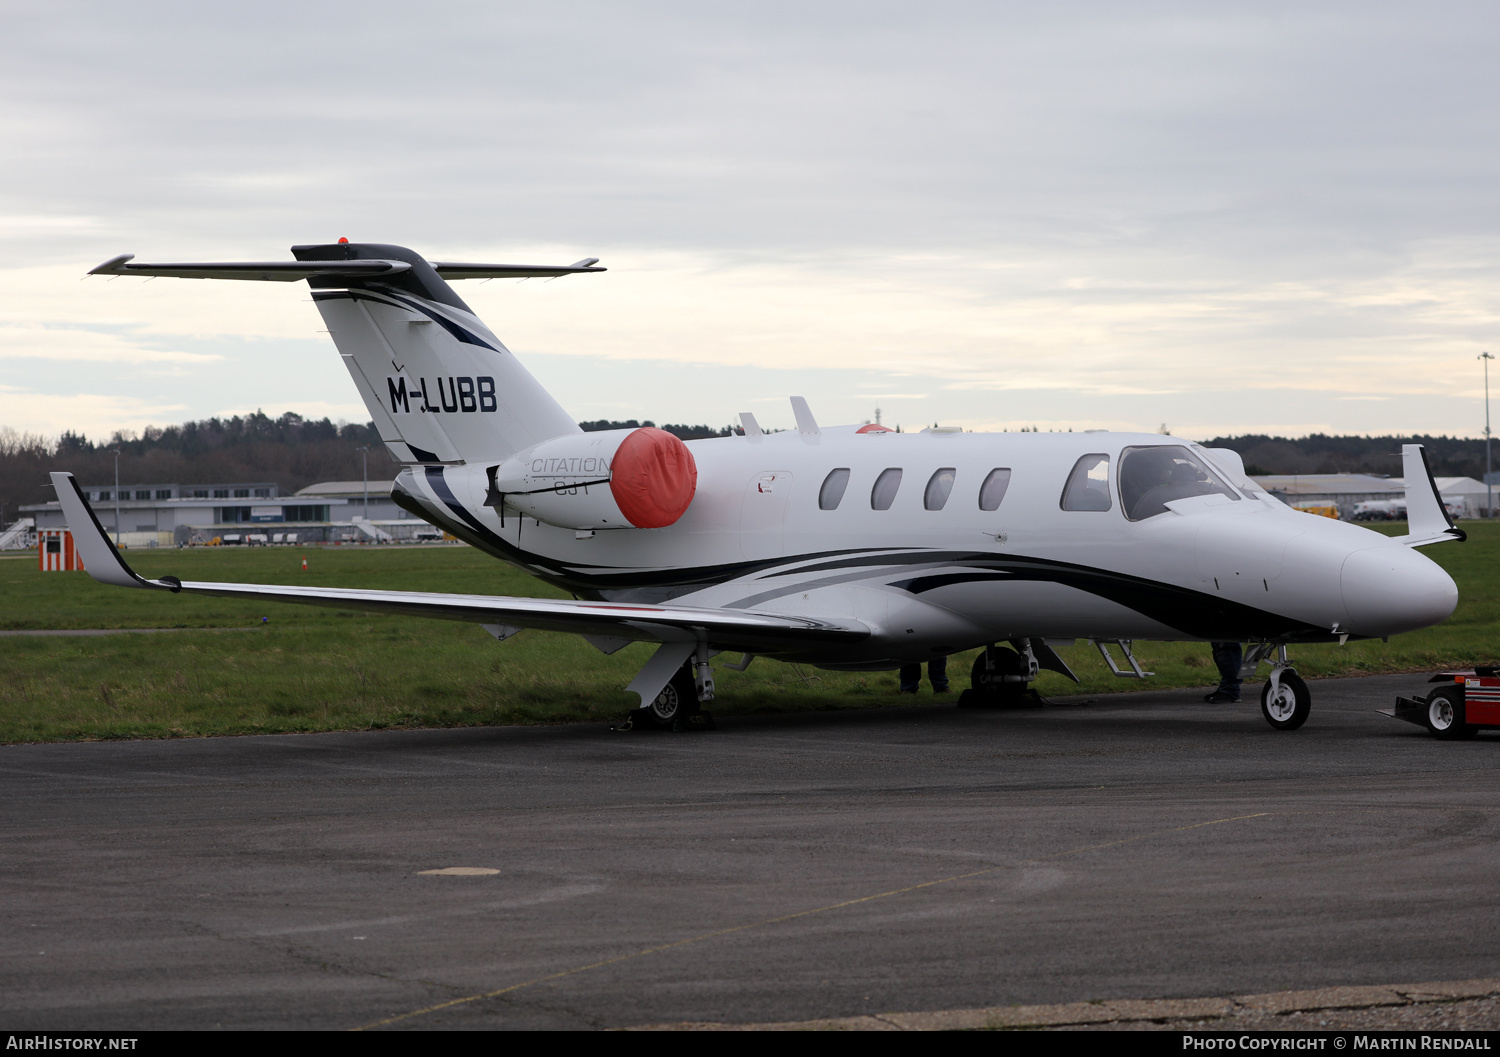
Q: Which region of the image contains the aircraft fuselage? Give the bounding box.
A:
[394,427,1459,667]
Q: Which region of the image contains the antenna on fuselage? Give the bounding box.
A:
[790,396,820,435]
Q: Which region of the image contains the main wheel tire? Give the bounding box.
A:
[964,647,1039,710]
[1260,671,1311,730]
[647,666,699,729]
[971,646,1024,692]
[1424,686,1471,740]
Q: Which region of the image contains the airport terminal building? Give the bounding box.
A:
[1250,473,1492,519]
[23,479,438,547]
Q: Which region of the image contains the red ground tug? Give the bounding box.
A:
[1384,669,1500,739]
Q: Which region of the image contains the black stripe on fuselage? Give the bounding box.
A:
[401,467,892,596]
[402,471,1327,641]
[888,559,1327,642]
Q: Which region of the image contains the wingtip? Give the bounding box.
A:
[87,254,134,276]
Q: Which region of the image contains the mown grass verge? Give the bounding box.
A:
[0,523,1494,743]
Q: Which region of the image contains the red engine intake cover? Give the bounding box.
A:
[609,427,697,528]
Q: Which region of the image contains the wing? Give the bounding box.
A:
[49,473,866,653]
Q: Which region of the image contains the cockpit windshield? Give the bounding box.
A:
[1118,445,1241,521]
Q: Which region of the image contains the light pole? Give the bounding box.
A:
[1483,353,1495,519]
[356,445,370,527]
[110,448,121,544]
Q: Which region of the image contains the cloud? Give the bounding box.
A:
[0,324,221,364]
[4,4,1500,439]
[0,386,192,438]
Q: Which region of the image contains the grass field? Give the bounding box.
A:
[1,523,1495,743]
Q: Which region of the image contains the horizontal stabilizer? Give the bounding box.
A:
[88,254,413,282]
[431,258,605,280]
[49,473,866,652]
[89,254,606,282]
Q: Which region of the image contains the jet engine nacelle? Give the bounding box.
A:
[489,427,697,530]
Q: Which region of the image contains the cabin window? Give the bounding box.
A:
[819,468,851,510]
[924,468,957,511]
[871,468,903,510]
[978,468,1011,511]
[1118,445,1240,521]
[1060,454,1112,511]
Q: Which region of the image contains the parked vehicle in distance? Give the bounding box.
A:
[1383,669,1500,739]
[1353,500,1408,521]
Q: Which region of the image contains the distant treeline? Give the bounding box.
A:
[578,419,737,439]
[1202,434,1494,479]
[0,412,397,521]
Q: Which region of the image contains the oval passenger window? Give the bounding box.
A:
[924,468,956,510]
[978,468,1011,511]
[871,468,903,510]
[819,468,851,510]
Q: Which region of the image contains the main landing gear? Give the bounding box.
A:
[959,640,1047,709]
[613,660,717,733]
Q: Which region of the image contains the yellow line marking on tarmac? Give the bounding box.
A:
[354,811,1271,1031]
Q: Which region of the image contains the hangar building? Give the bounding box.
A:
[22,479,436,546]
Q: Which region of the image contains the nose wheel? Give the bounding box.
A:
[1260,669,1310,730]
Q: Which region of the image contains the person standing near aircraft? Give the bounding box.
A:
[1205,642,1243,703]
[900,657,949,694]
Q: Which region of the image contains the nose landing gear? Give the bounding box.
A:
[1257,644,1311,730]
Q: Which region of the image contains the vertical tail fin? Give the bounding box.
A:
[296,242,580,465]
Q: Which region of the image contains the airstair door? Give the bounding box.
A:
[740,471,792,560]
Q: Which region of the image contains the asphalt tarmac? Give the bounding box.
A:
[3,672,1498,1031]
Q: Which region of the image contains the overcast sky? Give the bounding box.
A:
[5,2,1500,441]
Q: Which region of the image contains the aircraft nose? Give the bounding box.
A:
[1340,546,1457,636]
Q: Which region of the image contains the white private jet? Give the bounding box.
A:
[55,241,1463,732]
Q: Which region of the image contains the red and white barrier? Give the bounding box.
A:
[38,528,85,572]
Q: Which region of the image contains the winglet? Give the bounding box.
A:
[1393,445,1467,547]
[48,472,177,590]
